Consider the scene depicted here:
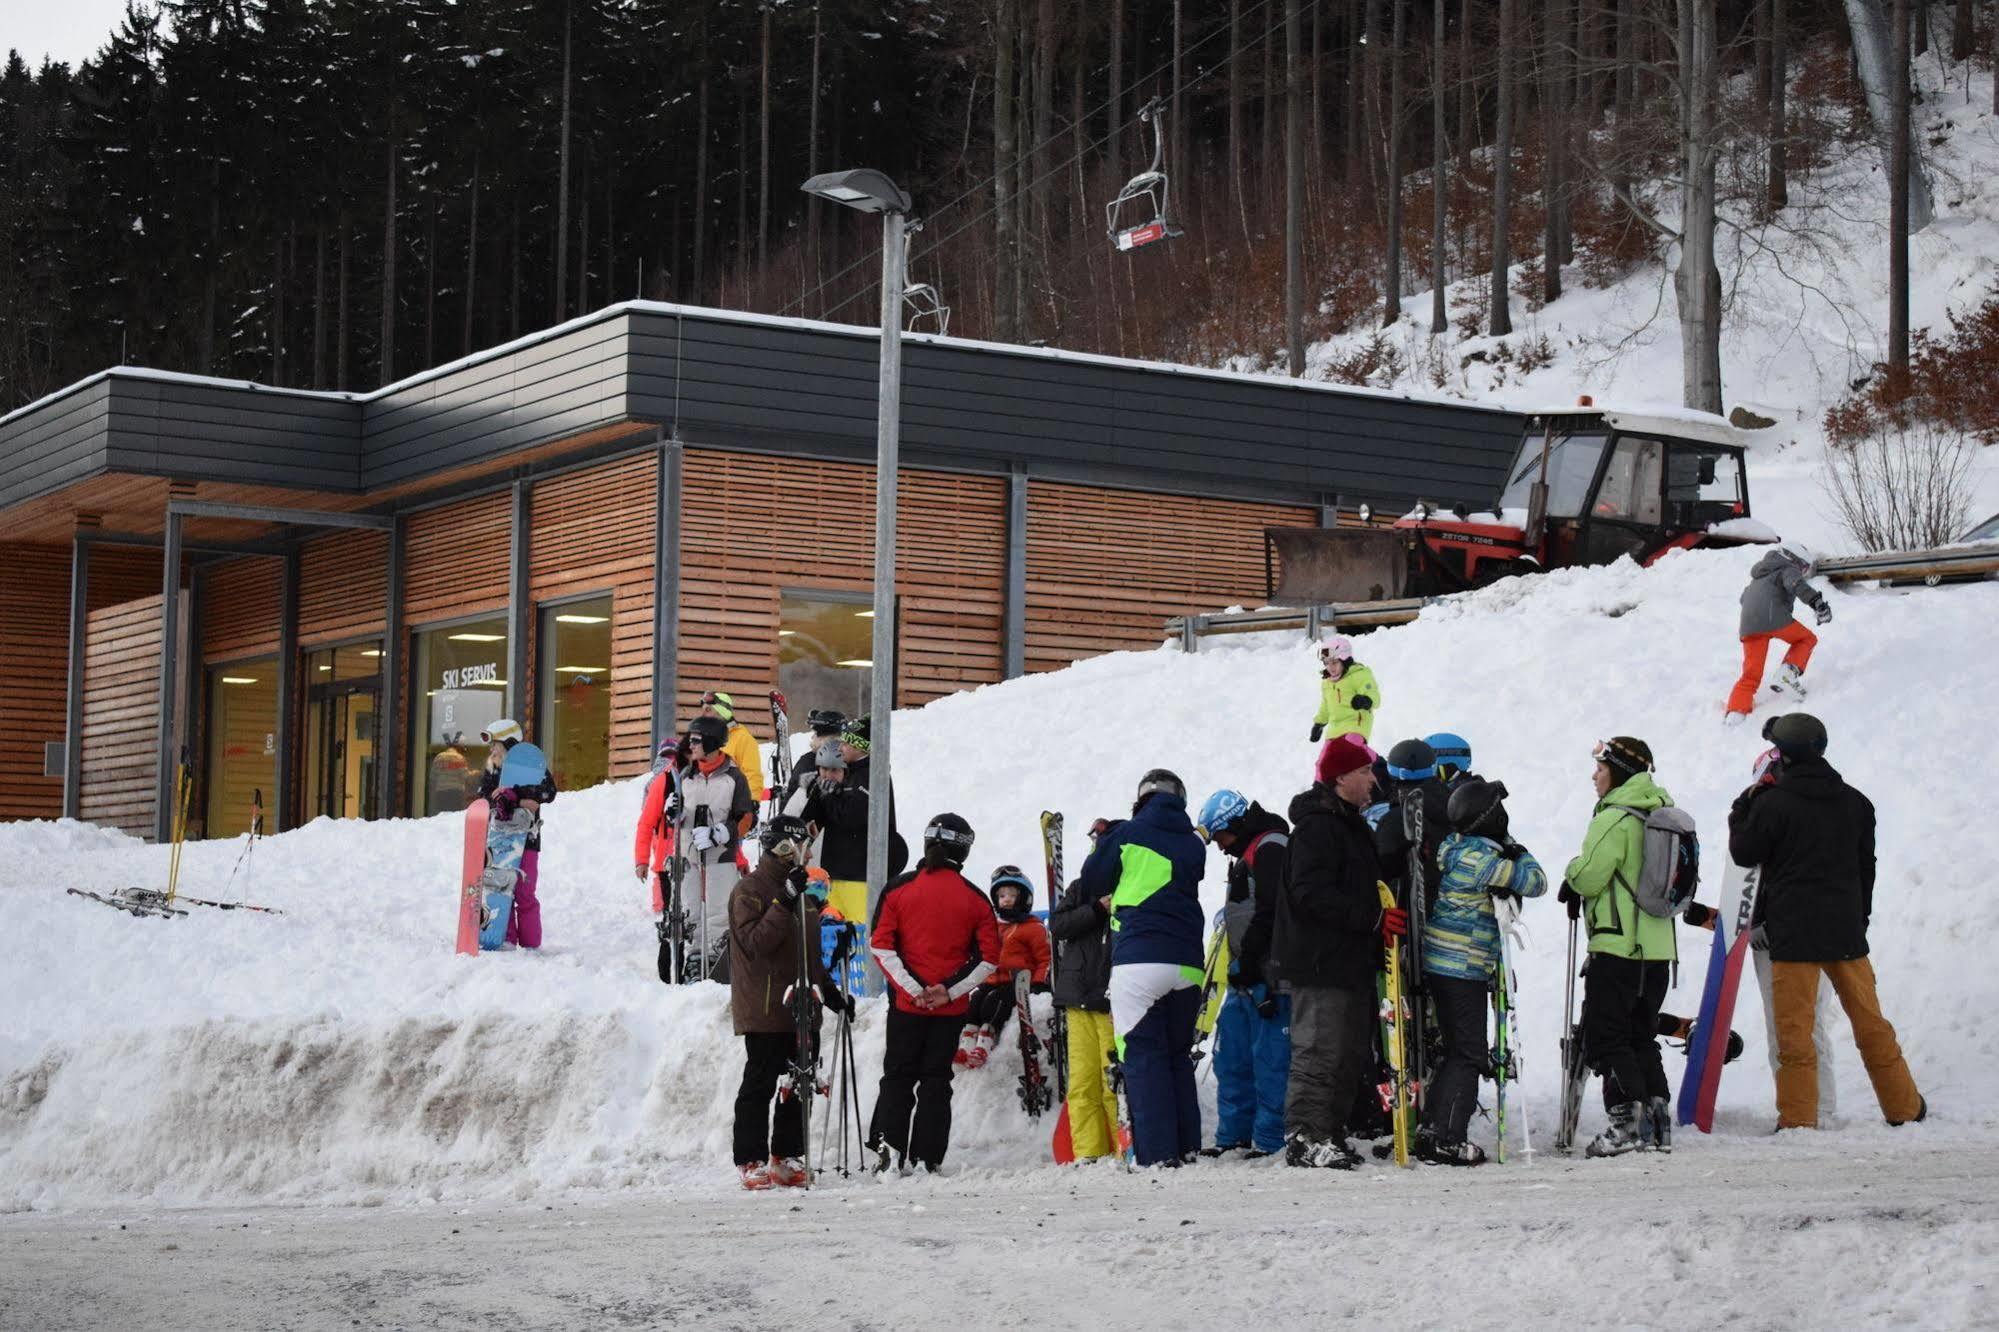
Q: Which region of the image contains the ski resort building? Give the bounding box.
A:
[0,303,1525,840]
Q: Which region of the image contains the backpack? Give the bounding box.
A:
[1613,805,1700,918]
[1223,832,1289,956]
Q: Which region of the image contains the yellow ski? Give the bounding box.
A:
[1377,881,1414,1168]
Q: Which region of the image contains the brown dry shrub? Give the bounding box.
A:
[1825,288,1999,446]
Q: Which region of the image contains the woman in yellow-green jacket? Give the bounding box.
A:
[1308,637,1380,743]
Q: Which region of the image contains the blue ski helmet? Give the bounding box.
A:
[1196,788,1252,841]
[1426,732,1473,780]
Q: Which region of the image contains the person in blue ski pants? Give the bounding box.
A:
[1197,790,1293,1158]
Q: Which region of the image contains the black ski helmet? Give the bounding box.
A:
[1135,768,1186,803]
[989,864,1035,915]
[1385,739,1437,784]
[760,813,812,862]
[687,714,729,754]
[1762,711,1828,760]
[1446,777,1511,840]
[923,812,976,866]
[808,708,847,736]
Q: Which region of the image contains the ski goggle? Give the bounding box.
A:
[925,822,974,850]
[1591,739,1651,772]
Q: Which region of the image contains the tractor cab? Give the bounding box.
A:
[1266,406,1771,603]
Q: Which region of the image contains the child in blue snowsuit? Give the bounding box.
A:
[1422,776,1546,1165]
[1196,790,1292,1158]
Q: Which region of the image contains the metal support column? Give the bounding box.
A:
[507,479,531,723]
[1002,463,1028,680]
[274,548,300,832]
[378,516,404,817]
[62,535,89,819]
[863,210,908,936]
[1319,493,1341,528]
[153,509,184,842]
[650,433,683,749]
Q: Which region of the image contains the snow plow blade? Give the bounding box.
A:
[1266,526,1417,603]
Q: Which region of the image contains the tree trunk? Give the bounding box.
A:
[1490,0,1514,336]
[694,16,710,304]
[312,222,326,387]
[758,3,771,271]
[1384,0,1404,327]
[1171,0,1185,191]
[380,131,397,388]
[509,200,522,338]
[1674,0,1723,414]
[1346,0,1365,189]
[201,158,219,373]
[995,0,1018,343]
[577,165,591,313]
[555,0,572,322]
[1231,0,1248,243]
[1842,0,1935,230]
[337,211,350,388]
[1952,0,1974,59]
[1430,0,1446,334]
[1616,0,1635,119]
[806,0,822,298]
[1913,0,1929,56]
[464,151,481,356]
[271,235,285,386]
[1107,0,1124,187]
[1889,0,1911,388]
[422,195,435,368]
[1034,0,1055,265]
[1311,0,1324,168]
[1768,0,1789,213]
[1287,0,1305,374]
[1543,0,1566,305]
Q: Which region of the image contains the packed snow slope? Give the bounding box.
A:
[3,545,1994,1210]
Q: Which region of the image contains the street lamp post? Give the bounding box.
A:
[801,168,911,940]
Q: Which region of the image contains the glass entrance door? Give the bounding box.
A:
[304,643,382,822]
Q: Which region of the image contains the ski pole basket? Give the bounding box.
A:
[1106,98,1183,253]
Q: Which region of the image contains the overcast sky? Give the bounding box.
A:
[4,0,142,70]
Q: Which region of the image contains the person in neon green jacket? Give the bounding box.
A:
[1559,736,1680,1158]
[1308,636,1380,743]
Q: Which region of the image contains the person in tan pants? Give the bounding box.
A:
[1728,713,1925,1130]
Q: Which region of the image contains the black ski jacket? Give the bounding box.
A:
[1223,805,1289,991]
[1048,872,1113,1013]
[801,756,908,883]
[1729,757,1877,963]
[1271,784,1388,993]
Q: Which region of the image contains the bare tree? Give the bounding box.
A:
[1820,418,1976,551]
[1675,0,1723,413]
[758,3,772,270]
[995,0,1019,343]
[1429,0,1446,334]
[1383,0,1405,327]
[1490,0,1515,336]
[1952,0,1974,58]
[1287,0,1305,373]
[692,8,710,304]
[1768,0,1788,212]
[1843,0,1935,231]
[554,0,572,322]
[1889,0,1912,389]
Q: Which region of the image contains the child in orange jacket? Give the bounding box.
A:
[957,865,1052,1069]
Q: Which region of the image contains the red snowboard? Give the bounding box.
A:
[456,798,490,956]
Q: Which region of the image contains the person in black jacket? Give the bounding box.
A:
[800,715,907,925]
[1196,791,1291,1158]
[1049,817,1120,1161]
[1729,712,1925,1130]
[1273,735,1403,1169]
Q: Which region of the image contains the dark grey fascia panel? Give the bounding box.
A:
[0,378,114,511]
[103,376,364,492]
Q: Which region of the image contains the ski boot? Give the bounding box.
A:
[1585,1102,1644,1158]
[1644,1096,1673,1153]
[739,1161,774,1191]
[867,1139,896,1176]
[767,1156,808,1188]
[1284,1134,1358,1170]
[964,1026,996,1070]
[1198,1142,1252,1159]
[1722,710,1747,729]
[1419,1137,1488,1167]
[953,1025,977,1067]
[1770,663,1807,701]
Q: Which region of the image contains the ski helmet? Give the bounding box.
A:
[808,708,847,736]
[814,739,846,770]
[1195,789,1252,842]
[1385,739,1437,783]
[1762,711,1827,760]
[481,718,524,745]
[760,813,812,863]
[1426,732,1473,780]
[1446,777,1511,839]
[686,714,729,754]
[988,865,1035,915]
[841,715,871,753]
[1592,736,1654,782]
[923,812,976,866]
[1135,768,1186,803]
[702,690,737,722]
[1776,542,1818,575]
[1318,635,1356,664]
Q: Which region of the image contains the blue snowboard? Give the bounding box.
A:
[480,744,548,950]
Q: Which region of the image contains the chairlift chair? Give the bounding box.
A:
[903,281,951,337]
[1106,98,1184,253]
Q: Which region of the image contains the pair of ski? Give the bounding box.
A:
[1375,798,1431,1168]
[1042,810,1135,1169]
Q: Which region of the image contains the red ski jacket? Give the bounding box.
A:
[870,866,1001,1017]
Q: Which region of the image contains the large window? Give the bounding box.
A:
[1593,437,1665,524]
[205,658,277,838]
[539,595,612,792]
[304,642,382,822]
[778,589,874,723]
[411,616,509,817]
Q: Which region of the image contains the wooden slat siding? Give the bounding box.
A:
[200,557,282,663]
[528,452,657,778]
[299,528,389,646]
[79,594,164,838]
[0,546,69,817]
[678,451,1006,732]
[1024,481,1316,673]
[403,490,511,625]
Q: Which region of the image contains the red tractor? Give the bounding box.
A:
[1266,406,1777,603]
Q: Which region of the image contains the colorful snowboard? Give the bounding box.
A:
[1677,858,1760,1130]
[479,744,549,951]
[457,798,490,955]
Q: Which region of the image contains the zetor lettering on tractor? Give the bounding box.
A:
[1267,406,1776,603]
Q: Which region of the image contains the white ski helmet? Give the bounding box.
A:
[1776,542,1818,575]
[1318,635,1356,664]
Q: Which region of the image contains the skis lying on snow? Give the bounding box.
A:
[67,887,187,919]
[1014,969,1054,1120]
[123,886,281,915]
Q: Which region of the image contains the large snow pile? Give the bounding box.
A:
[2,543,1993,1211]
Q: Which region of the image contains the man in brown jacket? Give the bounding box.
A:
[729,814,848,1190]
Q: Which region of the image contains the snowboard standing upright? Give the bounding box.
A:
[456,798,490,955]
[1678,858,1761,1131]
[478,743,547,951]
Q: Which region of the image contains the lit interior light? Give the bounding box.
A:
[221,676,258,685]
[835,659,873,668]
[554,614,609,625]
[448,632,505,643]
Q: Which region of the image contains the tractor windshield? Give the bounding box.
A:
[1499,429,1609,518]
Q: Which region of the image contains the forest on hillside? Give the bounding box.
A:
[0,0,1990,418]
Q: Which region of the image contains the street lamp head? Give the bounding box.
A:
[801,167,911,215]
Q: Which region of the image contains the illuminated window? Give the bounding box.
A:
[205,659,277,838]
[778,590,874,723]
[410,616,509,816]
[539,595,612,792]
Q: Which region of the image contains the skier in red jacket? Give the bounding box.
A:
[867,813,1001,1174]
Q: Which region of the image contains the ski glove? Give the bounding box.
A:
[1815,603,1833,626]
[1684,901,1717,930]
[1350,695,1373,712]
[821,985,855,1016]
[689,825,718,852]
[1558,881,1582,920]
[1750,924,1771,952]
[1379,905,1409,940]
[781,866,810,903]
[1309,723,1325,743]
[1255,991,1280,1020]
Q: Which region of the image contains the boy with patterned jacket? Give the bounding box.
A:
[1421,778,1547,1164]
